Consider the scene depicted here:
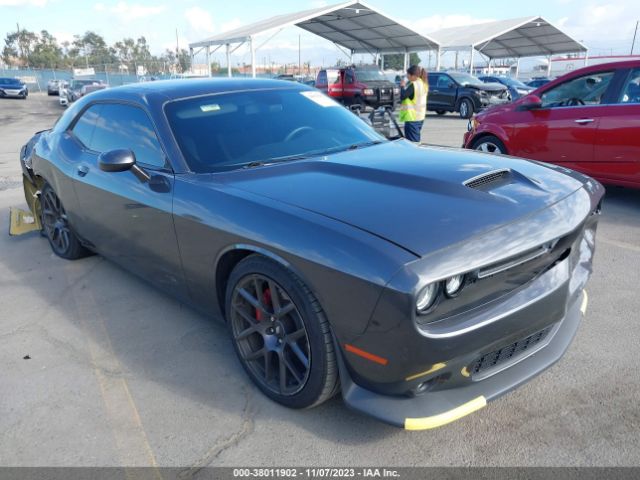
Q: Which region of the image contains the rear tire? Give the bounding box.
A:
[40,183,89,260]
[471,135,507,155]
[458,98,474,119]
[225,255,339,409]
[436,110,446,115]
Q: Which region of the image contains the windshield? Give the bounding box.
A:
[449,72,485,87]
[498,77,529,88]
[356,69,387,82]
[164,88,385,173]
[1,78,21,85]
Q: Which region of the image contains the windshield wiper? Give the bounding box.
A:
[346,140,385,151]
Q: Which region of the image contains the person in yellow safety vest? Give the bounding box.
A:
[399,65,428,143]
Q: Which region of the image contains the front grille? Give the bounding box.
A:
[469,325,554,376]
[464,169,511,189]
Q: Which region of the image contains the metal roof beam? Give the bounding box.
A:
[310,17,380,53]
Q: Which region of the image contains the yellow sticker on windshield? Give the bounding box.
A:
[300,91,338,107]
[200,104,221,112]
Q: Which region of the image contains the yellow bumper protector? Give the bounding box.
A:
[9,207,40,236]
[580,290,588,315]
[405,362,446,382]
[404,395,487,431]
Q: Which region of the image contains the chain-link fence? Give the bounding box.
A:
[0,61,317,93]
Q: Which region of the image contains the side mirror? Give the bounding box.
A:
[98,149,136,172]
[448,82,455,89]
[98,149,150,182]
[518,94,542,111]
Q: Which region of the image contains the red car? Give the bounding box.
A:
[315,65,399,110]
[464,61,640,188]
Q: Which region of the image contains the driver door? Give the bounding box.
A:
[510,70,616,176]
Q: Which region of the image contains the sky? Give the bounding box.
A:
[1,0,639,68]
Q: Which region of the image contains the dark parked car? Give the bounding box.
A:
[20,79,603,429]
[316,65,399,109]
[63,78,107,104]
[428,71,509,118]
[479,75,535,100]
[526,77,552,88]
[0,77,28,99]
[465,60,640,189]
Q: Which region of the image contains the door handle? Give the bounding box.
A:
[76,165,89,177]
[575,118,594,124]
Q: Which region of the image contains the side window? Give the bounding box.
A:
[327,70,341,84]
[90,103,166,168]
[540,71,615,108]
[619,68,640,104]
[437,75,451,89]
[71,104,103,148]
[317,71,327,85]
[345,70,354,84]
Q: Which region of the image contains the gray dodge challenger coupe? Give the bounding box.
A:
[19,79,604,430]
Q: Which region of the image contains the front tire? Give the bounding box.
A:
[40,184,89,259]
[225,255,339,409]
[471,135,507,155]
[458,98,474,119]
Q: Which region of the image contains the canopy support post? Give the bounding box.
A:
[435,47,441,71]
[403,51,409,71]
[189,47,194,74]
[205,46,211,77]
[469,46,474,74]
[250,36,256,78]
[515,57,520,79]
[350,49,354,64]
[584,50,589,67]
[226,44,231,78]
[546,55,552,77]
[380,53,385,69]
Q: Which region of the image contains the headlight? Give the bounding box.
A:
[516,89,529,95]
[393,87,400,95]
[444,275,465,297]
[363,88,374,96]
[416,283,439,313]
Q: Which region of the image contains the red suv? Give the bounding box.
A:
[316,65,399,110]
[464,61,640,188]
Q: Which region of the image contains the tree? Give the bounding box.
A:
[72,31,116,69]
[2,28,38,66]
[176,48,191,73]
[30,30,63,68]
[382,53,422,70]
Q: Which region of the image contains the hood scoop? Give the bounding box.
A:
[464,169,511,190]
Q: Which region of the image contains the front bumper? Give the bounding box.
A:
[339,289,587,430]
[0,88,28,97]
[335,182,603,429]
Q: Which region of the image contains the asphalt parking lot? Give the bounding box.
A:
[1,92,639,468]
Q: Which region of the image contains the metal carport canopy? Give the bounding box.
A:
[428,16,587,59]
[189,1,440,77]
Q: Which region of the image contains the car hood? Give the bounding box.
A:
[216,142,587,257]
[469,82,507,92]
[0,82,25,89]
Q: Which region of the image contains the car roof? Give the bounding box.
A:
[84,78,310,104]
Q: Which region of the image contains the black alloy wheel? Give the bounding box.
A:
[40,184,88,259]
[226,255,339,408]
[230,273,311,396]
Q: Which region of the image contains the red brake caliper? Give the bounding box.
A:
[255,288,272,321]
